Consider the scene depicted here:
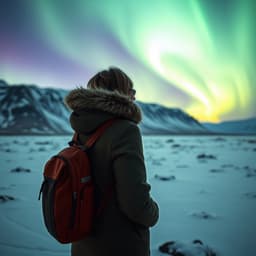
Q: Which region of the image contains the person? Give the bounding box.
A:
[65,67,159,256]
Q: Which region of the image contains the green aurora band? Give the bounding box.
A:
[4,0,256,122]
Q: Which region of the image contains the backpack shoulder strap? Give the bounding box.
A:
[71,118,118,149]
[85,118,117,148]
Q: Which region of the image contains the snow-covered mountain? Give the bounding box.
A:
[0,80,208,135]
[203,118,256,135]
[0,80,72,134]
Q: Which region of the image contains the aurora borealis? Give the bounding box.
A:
[0,0,255,122]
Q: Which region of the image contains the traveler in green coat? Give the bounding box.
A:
[65,67,159,256]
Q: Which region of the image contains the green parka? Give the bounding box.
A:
[65,88,159,256]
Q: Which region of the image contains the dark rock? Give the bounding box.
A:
[247,139,256,144]
[166,139,174,143]
[154,174,176,181]
[158,239,216,256]
[190,211,217,219]
[35,141,52,145]
[243,166,256,175]
[210,169,224,173]
[244,192,256,199]
[159,241,176,253]
[197,154,216,160]
[193,239,203,245]
[0,195,15,203]
[245,172,256,178]
[213,137,226,141]
[10,167,31,173]
[172,144,181,148]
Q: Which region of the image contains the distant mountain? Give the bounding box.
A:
[203,118,256,135]
[137,102,207,134]
[0,80,208,135]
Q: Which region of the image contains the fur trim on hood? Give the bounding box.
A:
[65,87,142,123]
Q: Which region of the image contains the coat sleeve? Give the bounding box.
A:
[111,122,159,227]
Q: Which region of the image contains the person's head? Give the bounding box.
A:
[87,67,136,100]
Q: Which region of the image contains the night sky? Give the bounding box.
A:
[0,0,255,122]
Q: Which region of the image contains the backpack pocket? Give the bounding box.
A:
[41,177,57,237]
[40,156,72,242]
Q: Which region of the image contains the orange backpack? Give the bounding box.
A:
[38,119,116,243]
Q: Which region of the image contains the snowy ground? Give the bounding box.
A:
[0,135,256,256]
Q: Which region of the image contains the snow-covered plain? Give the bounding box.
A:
[0,135,256,256]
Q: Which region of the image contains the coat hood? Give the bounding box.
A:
[64,87,142,133]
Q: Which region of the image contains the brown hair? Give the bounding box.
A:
[87,67,133,95]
